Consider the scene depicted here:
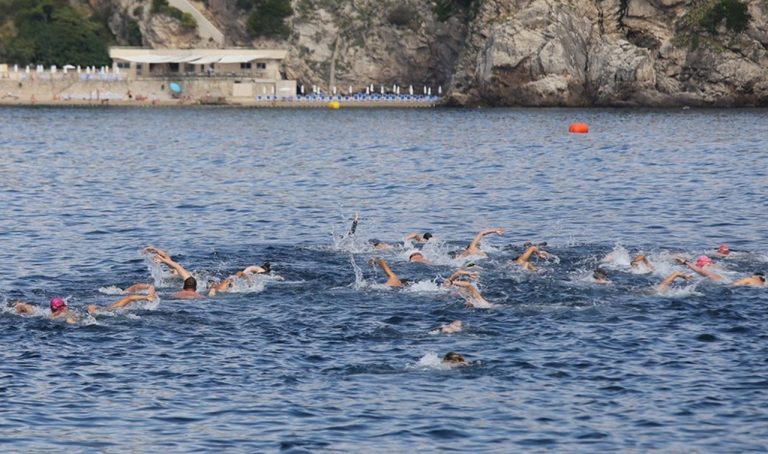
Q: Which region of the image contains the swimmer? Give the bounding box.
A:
[630,254,654,273]
[369,239,392,250]
[436,320,463,334]
[676,256,723,282]
[513,244,542,272]
[592,268,610,284]
[442,352,468,366]
[715,244,730,257]
[733,272,766,287]
[176,277,203,299]
[657,271,693,292]
[12,297,79,324]
[87,284,158,314]
[146,247,203,298]
[208,263,271,296]
[348,212,359,236]
[370,258,403,287]
[442,268,480,288]
[408,250,429,264]
[460,227,504,258]
[450,279,492,308]
[404,232,433,243]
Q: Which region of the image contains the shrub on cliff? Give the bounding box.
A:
[700,0,750,34]
[152,0,197,29]
[246,0,293,39]
[433,0,477,22]
[1,0,110,66]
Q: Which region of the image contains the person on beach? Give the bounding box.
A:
[369,258,404,287]
[656,271,694,292]
[145,246,203,298]
[12,297,79,324]
[460,227,504,258]
[207,263,272,296]
[87,284,158,314]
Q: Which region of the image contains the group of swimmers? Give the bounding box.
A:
[5,214,765,367]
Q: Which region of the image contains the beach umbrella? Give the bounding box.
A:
[300,85,305,94]
[380,85,384,94]
[169,82,182,94]
[409,85,413,95]
[332,86,336,95]
[348,85,352,94]
[366,87,370,95]
[13,64,17,72]
[428,87,432,96]
[438,86,442,95]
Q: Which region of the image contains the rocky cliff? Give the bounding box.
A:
[100,0,768,106]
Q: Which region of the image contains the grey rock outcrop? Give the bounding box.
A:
[447,0,768,106]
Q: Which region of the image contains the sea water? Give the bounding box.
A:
[0,107,767,452]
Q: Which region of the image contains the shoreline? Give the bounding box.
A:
[0,98,441,109]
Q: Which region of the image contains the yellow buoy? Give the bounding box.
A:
[328,101,340,110]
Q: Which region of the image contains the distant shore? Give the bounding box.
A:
[0,97,440,108]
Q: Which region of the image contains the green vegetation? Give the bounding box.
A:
[125,18,142,46]
[152,0,197,30]
[0,0,111,66]
[433,0,479,22]
[245,0,293,39]
[699,0,750,34]
[388,5,414,28]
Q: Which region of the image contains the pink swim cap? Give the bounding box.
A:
[695,256,713,268]
[50,297,67,314]
[718,244,730,254]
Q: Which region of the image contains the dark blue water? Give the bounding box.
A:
[1,107,767,452]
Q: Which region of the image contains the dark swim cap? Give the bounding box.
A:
[368,239,382,246]
[442,352,466,363]
[261,262,271,273]
[423,232,433,240]
[593,268,608,280]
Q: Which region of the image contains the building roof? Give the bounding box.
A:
[109,48,288,64]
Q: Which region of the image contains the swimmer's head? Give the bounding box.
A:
[695,256,713,268]
[183,277,197,291]
[442,352,466,364]
[718,244,730,255]
[755,272,766,282]
[593,268,608,281]
[368,239,382,247]
[49,297,66,314]
[423,232,433,241]
[261,262,271,273]
[409,251,425,262]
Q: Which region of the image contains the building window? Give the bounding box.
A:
[169,63,179,72]
[256,62,266,69]
[240,62,252,69]
[136,64,143,75]
[185,64,196,72]
[117,62,130,69]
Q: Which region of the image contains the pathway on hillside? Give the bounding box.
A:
[167,0,225,46]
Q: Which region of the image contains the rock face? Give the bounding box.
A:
[100,0,768,106]
[448,0,768,106]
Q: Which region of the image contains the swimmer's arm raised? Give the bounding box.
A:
[677,259,723,282]
[373,258,402,287]
[154,255,192,280]
[657,272,692,292]
[468,228,504,250]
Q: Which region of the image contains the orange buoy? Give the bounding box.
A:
[568,122,589,134]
